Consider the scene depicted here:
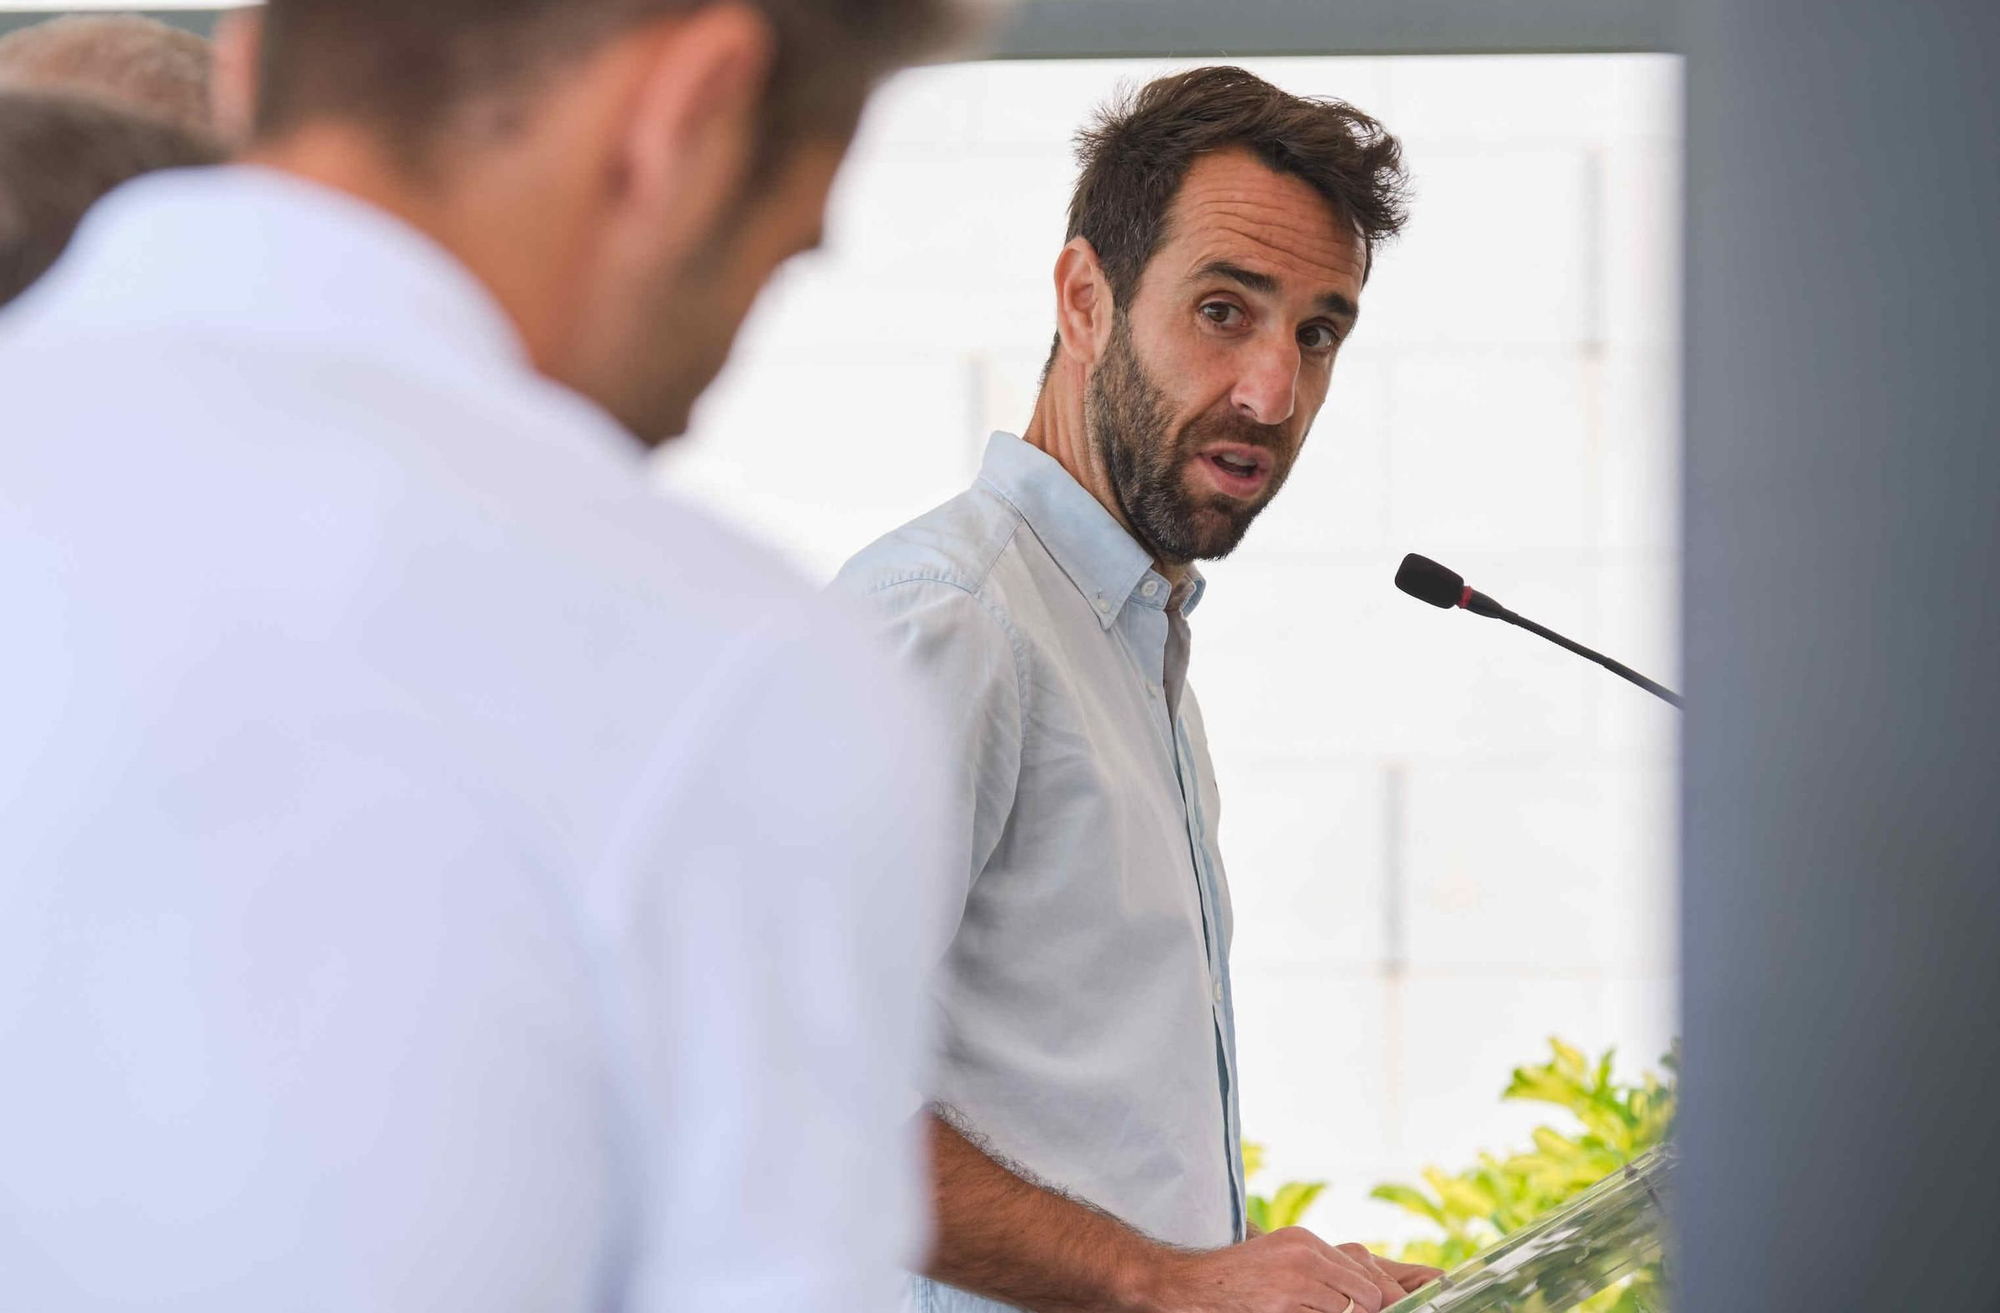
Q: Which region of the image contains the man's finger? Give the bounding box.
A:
[1310,1248,1390,1313]
[1333,1242,1417,1307]
[1297,1297,1361,1313]
[1337,1246,1442,1285]
[1372,1258,1445,1293]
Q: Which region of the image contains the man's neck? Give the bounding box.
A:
[1021,368,1191,585]
[243,127,587,383]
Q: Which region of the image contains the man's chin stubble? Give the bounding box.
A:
[1175,485,1268,561]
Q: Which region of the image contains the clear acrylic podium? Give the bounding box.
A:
[1382,1145,1673,1313]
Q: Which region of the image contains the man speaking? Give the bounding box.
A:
[837,68,1441,1312]
[1,0,954,1308]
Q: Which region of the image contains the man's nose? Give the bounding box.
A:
[1231,334,1299,427]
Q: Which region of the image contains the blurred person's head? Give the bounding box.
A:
[0,14,213,135]
[0,88,223,308]
[246,0,961,441]
[1032,66,1409,571]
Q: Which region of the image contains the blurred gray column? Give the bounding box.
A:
[1680,2,2000,1307]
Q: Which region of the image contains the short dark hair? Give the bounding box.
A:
[1067,65,1410,310]
[0,88,222,308]
[255,0,959,174]
[0,15,213,135]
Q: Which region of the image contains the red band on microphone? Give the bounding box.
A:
[1460,585,1474,609]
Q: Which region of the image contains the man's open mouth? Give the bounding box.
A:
[1197,445,1274,496]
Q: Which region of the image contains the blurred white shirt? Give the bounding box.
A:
[0,167,942,1312]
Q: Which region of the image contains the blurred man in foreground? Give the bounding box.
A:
[0,89,220,306]
[0,13,213,133]
[837,67,1439,1312]
[0,1,954,1309]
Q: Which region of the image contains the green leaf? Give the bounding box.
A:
[1279,1036,1682,1304]
[1531,1126,1582,1159]
[1267,1180,1328,1230]
[1359,1038,1680,1267]
[1577,1103,1635,1154]
[1426,1170,1497,1220]
[1505,1065,1593,1116]
[1369,1183,1447,1226]
[1245,1195,1270,1234]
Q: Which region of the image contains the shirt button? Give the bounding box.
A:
[1213,980,1225,1004]
[1141,580,1160,598]
[1094,598,1110,614]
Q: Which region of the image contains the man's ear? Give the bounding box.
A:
[613,4,773,263]
[1052,236,1116,369]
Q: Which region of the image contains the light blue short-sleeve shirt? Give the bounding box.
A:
[836,433,1246,1311]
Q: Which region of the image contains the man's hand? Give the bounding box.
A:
[1138,1229,1442,1313]
[922,1114,1441,1313]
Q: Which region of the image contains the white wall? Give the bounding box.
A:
[656,53,1682,1246]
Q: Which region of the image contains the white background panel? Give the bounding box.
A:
[1361,148,1593,349]
[1234,973,1396,1174]
[1385,352,1594,551]
[1220,766,1390,970]
[1401,763,1674,974]
[1600,141,1684,351]
[1596,349,1682,553]
[1394,974,1610,1166]
[1194,558,1601,761]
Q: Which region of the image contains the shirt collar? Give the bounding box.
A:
[977,432,1205,629]
[42,164,531,376]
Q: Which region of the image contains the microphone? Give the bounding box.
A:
[1395,553,1685,709]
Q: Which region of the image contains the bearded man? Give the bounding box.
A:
[836,67,1441,1313]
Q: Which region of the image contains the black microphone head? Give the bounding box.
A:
[1396,553,1465,609]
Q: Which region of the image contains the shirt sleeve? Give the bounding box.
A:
[843,577,1026,972]
[609,617,950,1313]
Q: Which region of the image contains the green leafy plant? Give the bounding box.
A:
[1372,1039,1679,1311]
[1248,1038,1678,1311]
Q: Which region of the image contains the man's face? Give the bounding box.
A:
[1085,149,1367,564]
[627,137,847,440]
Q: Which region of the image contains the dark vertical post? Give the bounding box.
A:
[1680,2,2000,1306]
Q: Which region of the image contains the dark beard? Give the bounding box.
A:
[1085,315,1287,565]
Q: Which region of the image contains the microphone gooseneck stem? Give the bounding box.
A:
[1497,609,1686,709]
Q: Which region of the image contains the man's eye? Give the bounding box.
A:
[1299,323,1341,351]
[1201,302,1243,326]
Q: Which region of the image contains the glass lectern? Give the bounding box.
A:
[1382,1145,1674,1313]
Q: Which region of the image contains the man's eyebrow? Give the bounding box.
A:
[1193,259,1278,297]
[1316,290,1360,320]
[1191,259,1358,320]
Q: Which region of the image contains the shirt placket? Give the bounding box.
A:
[1139,583,1245,1242]
[1176,713,1243,1241]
